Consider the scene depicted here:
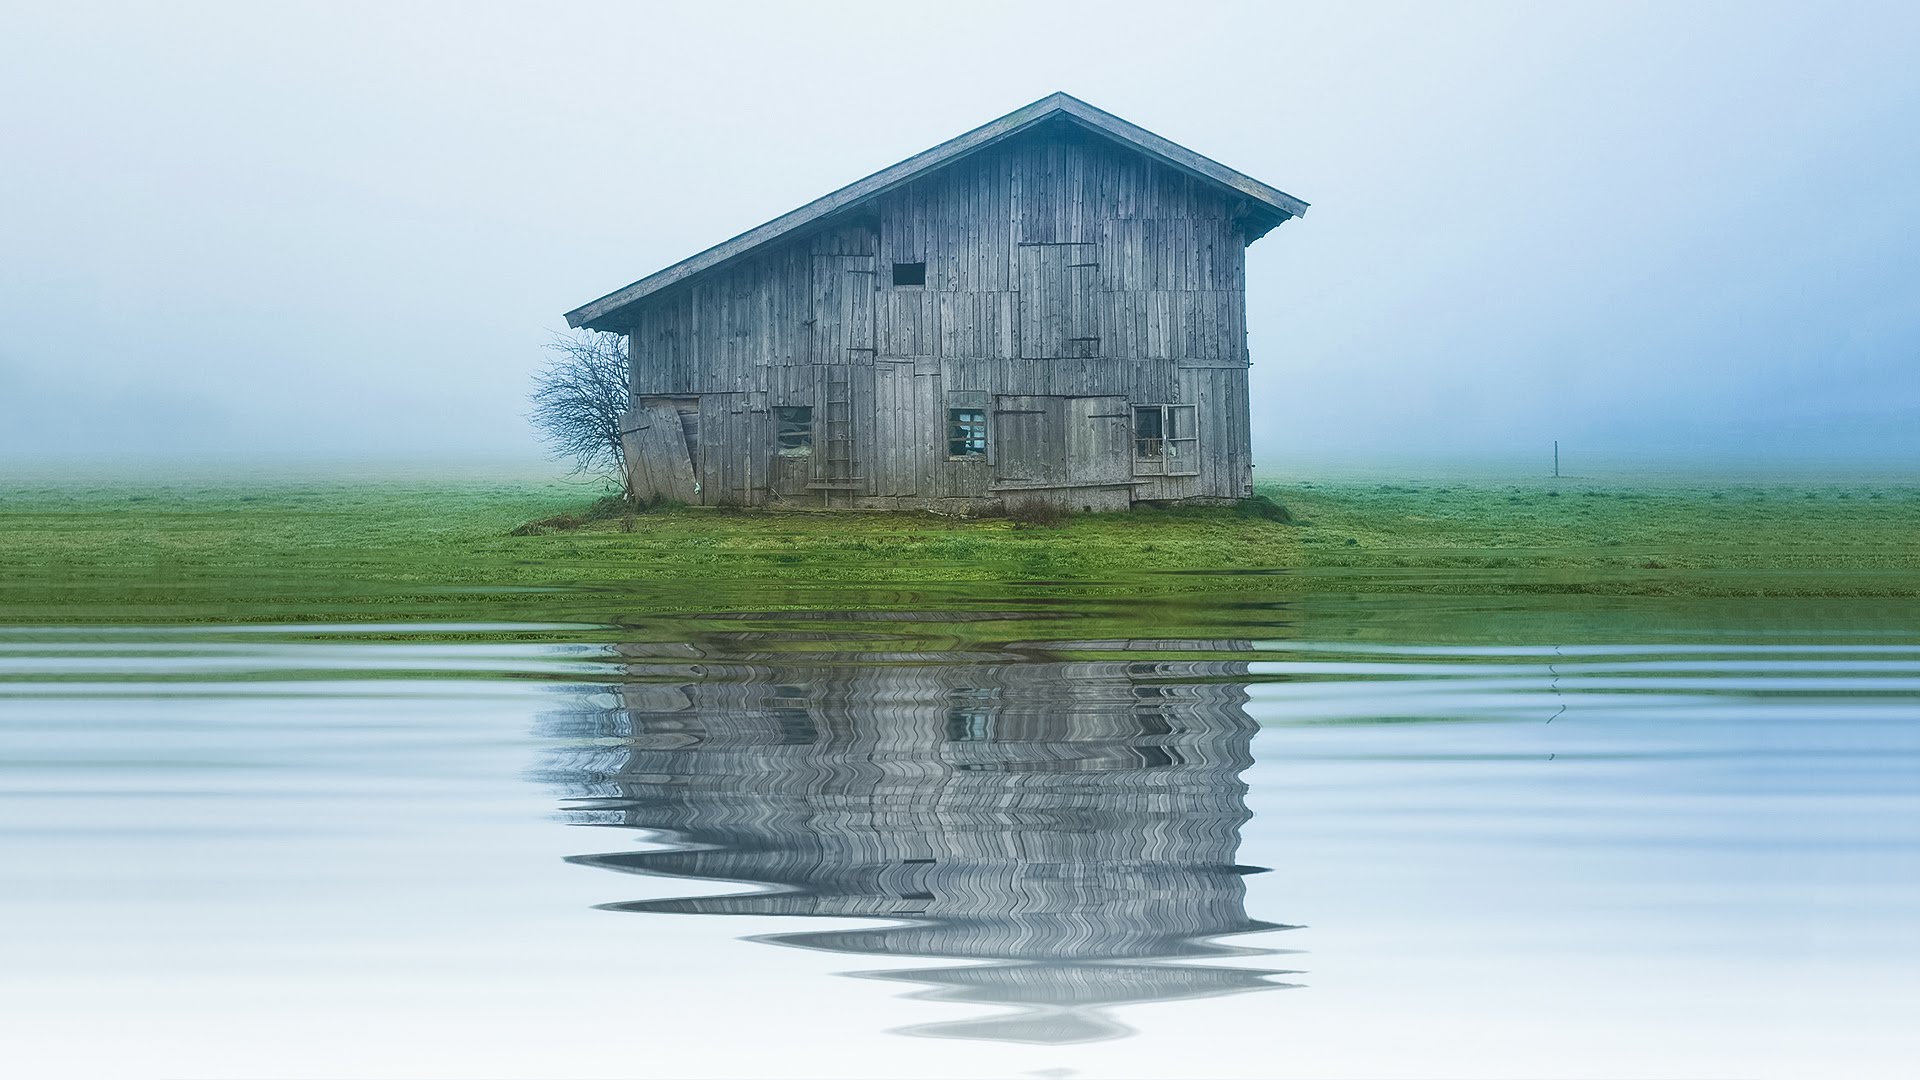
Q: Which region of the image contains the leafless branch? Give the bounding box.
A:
[528,330,628,485]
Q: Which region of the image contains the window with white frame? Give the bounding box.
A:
[1133,404,1199,476]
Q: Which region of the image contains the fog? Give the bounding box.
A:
[3,1,1915,473]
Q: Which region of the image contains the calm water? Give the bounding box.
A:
[2,586,1917,1078]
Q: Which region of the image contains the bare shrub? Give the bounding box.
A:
[1006,498,1068,528]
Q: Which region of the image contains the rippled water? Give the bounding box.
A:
[3,589,1916,1078]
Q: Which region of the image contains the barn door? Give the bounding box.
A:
[872,361,919,497]
[1017,242,1099,359]
[1066,395,1130,485]
[991,395,1059,489]
[810,255,876,365]
[619,399,699,504]
[992,395,1127,492]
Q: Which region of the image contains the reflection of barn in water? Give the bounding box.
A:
[547,628,1294,1044]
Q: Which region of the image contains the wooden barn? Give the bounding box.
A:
[563,92,1308,511]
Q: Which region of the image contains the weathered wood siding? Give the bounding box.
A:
[621,121,1259,508]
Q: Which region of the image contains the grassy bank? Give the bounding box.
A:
[3,472,1917,622]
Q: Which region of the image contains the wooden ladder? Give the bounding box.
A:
[818,365,857,508]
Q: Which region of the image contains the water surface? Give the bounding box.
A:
[2,586,1915,1078]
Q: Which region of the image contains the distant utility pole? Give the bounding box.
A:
[1553,440,1560,478]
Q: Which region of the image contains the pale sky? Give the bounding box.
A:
[2,1,1916,470]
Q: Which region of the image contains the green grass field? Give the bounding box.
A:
[3,470,1917,623]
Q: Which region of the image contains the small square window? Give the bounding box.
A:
[893,261,927,287]
[776,406,813,456]
[948,408,986,458]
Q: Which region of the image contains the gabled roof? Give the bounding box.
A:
[564,92,1308,331]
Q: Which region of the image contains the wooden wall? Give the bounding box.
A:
[622,121,1260,507]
